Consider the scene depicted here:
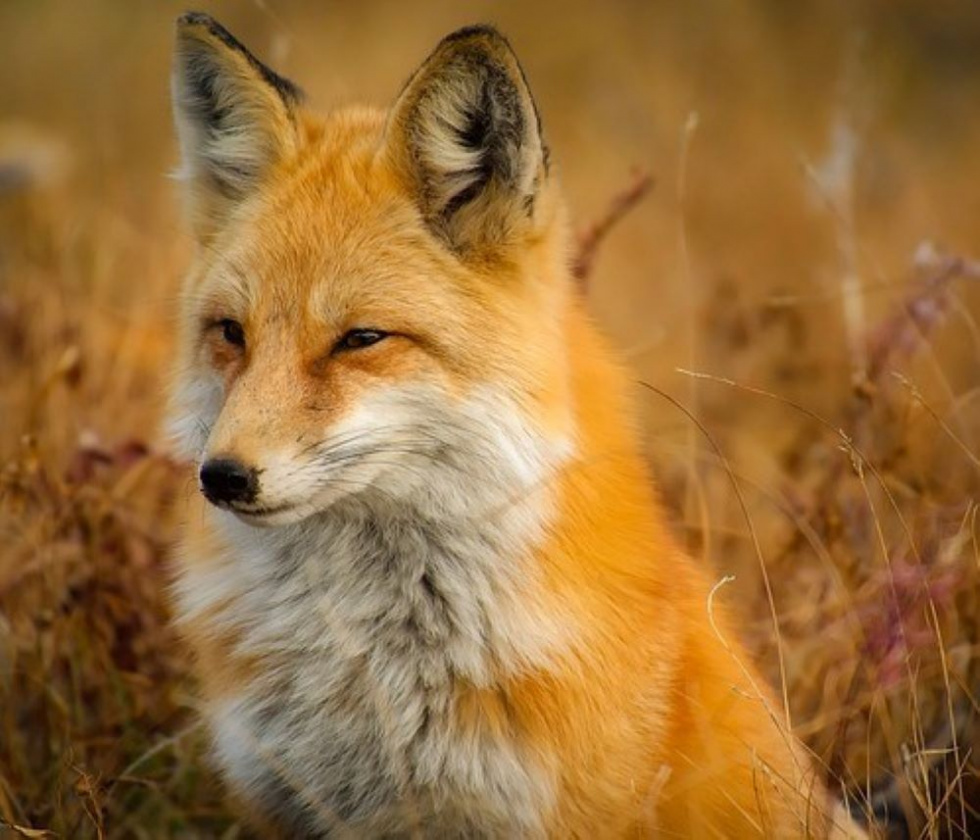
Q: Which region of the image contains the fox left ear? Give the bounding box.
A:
[171,12,302,240]
[386,26,549,254]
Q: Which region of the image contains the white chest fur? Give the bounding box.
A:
[175,496,569,837]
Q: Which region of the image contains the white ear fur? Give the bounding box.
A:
[387,26,548,253]
[171,13,301,238]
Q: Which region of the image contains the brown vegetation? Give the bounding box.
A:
[1,2,979,836]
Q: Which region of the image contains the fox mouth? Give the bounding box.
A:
[235,504,291,517]
[206,497,295,523]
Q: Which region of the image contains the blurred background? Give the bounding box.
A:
[1,1,979,836]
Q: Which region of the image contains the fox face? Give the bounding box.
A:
[169,16,575,527]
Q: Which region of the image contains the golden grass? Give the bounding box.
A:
[1,1,979,836]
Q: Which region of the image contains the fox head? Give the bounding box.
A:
[169,14,576,526]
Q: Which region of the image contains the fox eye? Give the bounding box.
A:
[334,329,388,353]
[218,318,245,347]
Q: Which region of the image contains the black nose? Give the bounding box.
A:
[199,458,259,505]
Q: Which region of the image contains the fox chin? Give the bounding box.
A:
[167,11,866,839]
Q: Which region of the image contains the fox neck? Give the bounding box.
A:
[189,380,579,684]
[180,392,575,834]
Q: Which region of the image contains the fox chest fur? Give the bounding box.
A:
[176,497,565,837]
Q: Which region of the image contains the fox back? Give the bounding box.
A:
[169,14,862,838]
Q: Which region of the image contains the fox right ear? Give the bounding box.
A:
[171,12,302,239]
[385,26,549,256]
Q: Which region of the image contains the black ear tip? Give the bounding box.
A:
[175,11,238,49]
[173,10,304,105]
[176,10,215,31]
[439,24,513,53]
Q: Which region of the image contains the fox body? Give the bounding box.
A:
[169,14,860,838]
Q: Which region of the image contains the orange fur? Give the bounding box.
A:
[169,14,864,838]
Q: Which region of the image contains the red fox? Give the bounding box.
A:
[168,12,865,838]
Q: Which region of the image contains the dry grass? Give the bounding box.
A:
[1,1,979,837]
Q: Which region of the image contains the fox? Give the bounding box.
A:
[167,12,867,839]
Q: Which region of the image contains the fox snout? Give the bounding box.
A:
[199,457,260,507]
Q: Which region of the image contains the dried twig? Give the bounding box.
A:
[572,169,654,290]
[780,243,980,512]
[862,243,980,388]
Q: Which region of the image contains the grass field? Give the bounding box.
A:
[1,1,979,836]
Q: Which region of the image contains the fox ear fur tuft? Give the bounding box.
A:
[387,26,549,254]
[171,12,301,238]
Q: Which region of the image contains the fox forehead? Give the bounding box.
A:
[196,109,504,335]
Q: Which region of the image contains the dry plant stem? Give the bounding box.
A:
[786,247,980,539]
[676,113,702,568]
[891,372,980,474]
[571,169,654,289]
[862,250,980,389]
[674,360,979,823]
[675,369,926,567]
[638,381,794,740]
[802,123,866,374]
[851,247,980,452]
[0,820,56,838]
